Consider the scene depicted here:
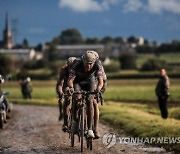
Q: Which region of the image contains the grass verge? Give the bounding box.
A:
[100,102,180,151]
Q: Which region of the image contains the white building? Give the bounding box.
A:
[0,49,37,61]
[44,44,105,59]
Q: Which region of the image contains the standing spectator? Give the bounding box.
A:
[155,68,170,119]
[19,77,27,99]
[0,75,5,91]
[26,77,33,99]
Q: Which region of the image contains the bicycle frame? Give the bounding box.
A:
[64,90,103,152]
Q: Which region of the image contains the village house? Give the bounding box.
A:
[43,44,106,59]
[0,49,37,61]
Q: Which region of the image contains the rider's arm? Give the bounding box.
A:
[97,77,104,91]
[67,77,74,89]
[56,68,65,97]
[67,68,76,88]
[56,79,64,96]
[95,61,104,91]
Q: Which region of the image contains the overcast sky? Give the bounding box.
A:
[0,0,180,45]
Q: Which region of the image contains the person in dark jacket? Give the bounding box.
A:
[19,77,27,99]
[155,68,170,119]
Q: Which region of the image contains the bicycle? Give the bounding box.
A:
[65,90,103,152]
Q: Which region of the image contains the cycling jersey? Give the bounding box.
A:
[69,59,103,83]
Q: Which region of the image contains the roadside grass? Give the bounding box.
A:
[114,102,180,120]
[100,102,180,151]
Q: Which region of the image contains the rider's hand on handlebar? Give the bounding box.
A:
[95,88,101,94]
[68,87,74,95]
[58,92,64,99]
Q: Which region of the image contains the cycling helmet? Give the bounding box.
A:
[67,57,76,66]
[92,51,99,60]
[82,51,96,64]
[0,75,4,84]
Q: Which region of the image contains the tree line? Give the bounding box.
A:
[9,28,180,54]
[47,28,180,53]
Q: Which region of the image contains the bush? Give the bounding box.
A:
[16,71,52,80]
[23,59,48,69]
[119,53,137,70]
[0,54,15,75]
[104,63,120,73]
[140,58,167,71]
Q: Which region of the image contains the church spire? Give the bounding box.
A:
[3,12,13,49]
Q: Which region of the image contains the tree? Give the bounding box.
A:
[0,54,14,75]
[35,43,43,52]
[100,36,114,44]
[48,43,57,61]
[119,53,137,70]
[59,28,84,44]
[140,59,167,71]
[114,37,124,44]
[127,36,138,44]
[22,38,29,48]
[85,37,99,44]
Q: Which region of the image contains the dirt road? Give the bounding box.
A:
[0,104,169,154]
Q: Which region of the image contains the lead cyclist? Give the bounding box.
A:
[67,51,104,139]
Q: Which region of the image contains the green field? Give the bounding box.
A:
[2,79,180,151]
[100,102,180,151]
[104,79,180,102]
[3,79,180,102]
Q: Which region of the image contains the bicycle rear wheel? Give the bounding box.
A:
[80,105,84,152]
[70,132,75,147]
[0,112,4,129]
[86,137,92,150]
[70,100,75,147]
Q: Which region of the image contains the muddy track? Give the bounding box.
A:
[0,104,169,154]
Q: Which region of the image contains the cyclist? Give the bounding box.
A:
[67,51,104,138]
[56,57,77,131]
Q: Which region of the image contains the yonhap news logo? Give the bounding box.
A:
[102,132,117,148]
[102,132,180,148]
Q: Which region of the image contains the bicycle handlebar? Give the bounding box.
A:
[63,91,104,105]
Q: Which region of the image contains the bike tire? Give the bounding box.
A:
[89,138,92,150]
[70,113,75,147]
[86,137,89,148]
[80,105,84,152]
[71,132,74,147]
[86,137,93,150]
[0,112,4,129]
[68,108,72,138]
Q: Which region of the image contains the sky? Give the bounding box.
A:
[0,0,180,46]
